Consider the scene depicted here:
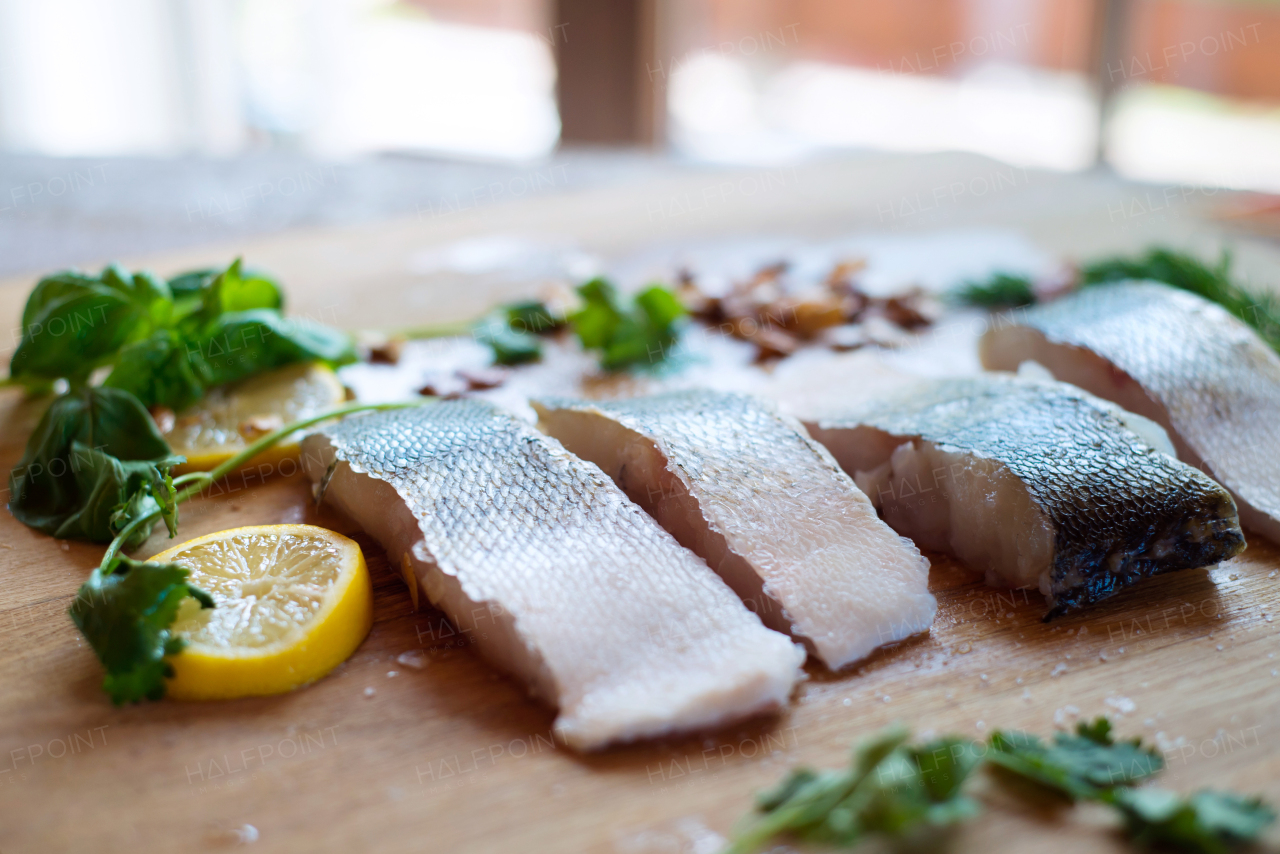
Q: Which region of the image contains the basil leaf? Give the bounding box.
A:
[9,267,172,383]
[69,555,214,704]
[103,329,205,411]
[167,268,219,299]
[192,309,356,387]
[8,387,176,543]
[169,260,281,334]
[62,443,181,545]
[209,258,283,314]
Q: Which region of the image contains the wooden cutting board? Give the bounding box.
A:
[1,153,1278,854]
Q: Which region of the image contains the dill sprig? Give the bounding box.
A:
[956,247,1280,355]
[1081,248,1280,353]
[955,273,1037,309]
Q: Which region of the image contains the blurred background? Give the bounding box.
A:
[0,0,1278,272]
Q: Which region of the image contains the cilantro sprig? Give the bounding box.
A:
[726,725,982,853]
[411,280,685,372]
[70,554,214,704]
[473,300,564,365]
[725,719,1274,854]
[569,278,685,371]
[986,716,1162,799]
[70,400,422,704]
[1114,788,1278,854]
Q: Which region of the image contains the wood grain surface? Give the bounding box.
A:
[1,153,1278,854]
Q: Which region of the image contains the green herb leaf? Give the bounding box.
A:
[1111,787,1277,854]
[108,460,181,550]
[726,720,1272,854]
[102,261,339,410]
[474,300,563,366]
[103,329,205,411]
[507,300,562,333]
[8,387,178,543]
[987,717,1163,801]
[475,319,543,365]
[166,268,219,299]
[191,309,357,388]
[204,258,284,315]
[9,266,172,384]
[568,279,685,371]
[68,555,213,704]
[955,272,1037,308]
[725,726,983,854]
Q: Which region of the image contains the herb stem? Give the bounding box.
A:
[99,511,158,571]
[393,319,475,340]
[172,400,425,502]
[99,399,428,573]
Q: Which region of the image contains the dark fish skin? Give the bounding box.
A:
[807,375,1245,618]
[981,280,1280,544]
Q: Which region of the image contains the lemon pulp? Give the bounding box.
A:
[160,524,372,700]
[163,362,345,474]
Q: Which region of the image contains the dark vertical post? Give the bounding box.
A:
[554,0,663,147]
[1091,0,1132,165]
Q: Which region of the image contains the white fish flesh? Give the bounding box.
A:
[534,391,936,670]
[300,400,805,750]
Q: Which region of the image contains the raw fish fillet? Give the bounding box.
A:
[535,391,936,670]
[803,374,1244,617]
[981,281,1280,543]
[300,400,804,750]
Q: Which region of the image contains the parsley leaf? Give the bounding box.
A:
[68,555,214,705]
[569,278,685,371]
[987,717,1163,800]
[1112,788,1277,854]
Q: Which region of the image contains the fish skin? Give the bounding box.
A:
[981,280,1280,544]
[805,374,1245,618]
[300,400,805,750]
[535,391,936,671]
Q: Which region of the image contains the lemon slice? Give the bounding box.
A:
[159,524,372,700]
[162,362,346,475]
